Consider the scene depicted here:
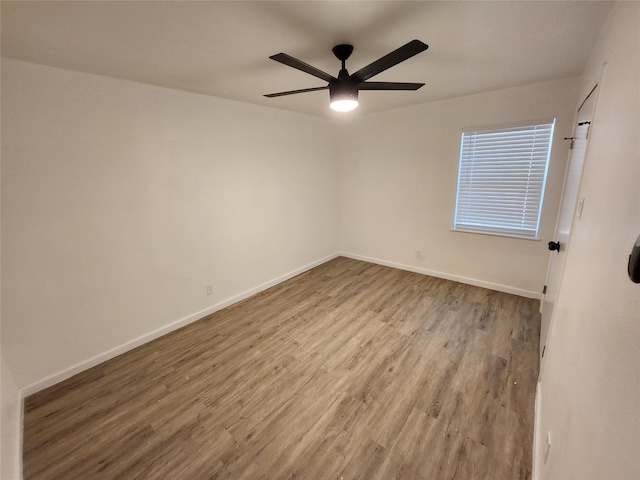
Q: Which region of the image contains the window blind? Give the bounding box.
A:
[453,120,555,238]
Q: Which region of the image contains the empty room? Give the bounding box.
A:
[1,1,638,479]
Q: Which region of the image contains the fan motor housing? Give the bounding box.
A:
[329,79,359,103]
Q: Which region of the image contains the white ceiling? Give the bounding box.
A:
[1,1,613,118]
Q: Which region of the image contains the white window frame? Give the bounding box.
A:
[453,119,555,239]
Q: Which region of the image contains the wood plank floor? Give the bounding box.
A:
[23,257,540,479]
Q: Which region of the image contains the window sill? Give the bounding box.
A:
[451,227,541,241]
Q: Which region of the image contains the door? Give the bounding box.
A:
[539,85,598,360]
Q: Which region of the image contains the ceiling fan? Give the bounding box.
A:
[264,39,428,112]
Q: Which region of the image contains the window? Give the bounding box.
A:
[453,119,555,239]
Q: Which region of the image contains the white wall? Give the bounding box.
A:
[339,77,579,297]
[535,3,640,479]
[0,59,339,477]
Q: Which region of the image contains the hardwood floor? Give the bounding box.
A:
[23,257,540,479]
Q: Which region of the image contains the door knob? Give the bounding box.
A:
[548,241,561,252]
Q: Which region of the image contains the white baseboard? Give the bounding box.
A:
[3,388,25,480]
[20,253,339,397]
[17,390,24,480]
[18,250,538,383]
[20,251,538,397]
[340,251,541,300]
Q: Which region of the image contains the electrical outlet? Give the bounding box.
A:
[544,431,551,464]
[415,249,424,259]
[206,284,214,296]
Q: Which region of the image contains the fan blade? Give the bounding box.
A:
[269,53,337,83]
[350,40,428,83]
[264,86,329,98]
[359,82,425,91]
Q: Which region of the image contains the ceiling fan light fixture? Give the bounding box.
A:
[330,98,359,112]
[265,40,428,113]
[329,81,359,112]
